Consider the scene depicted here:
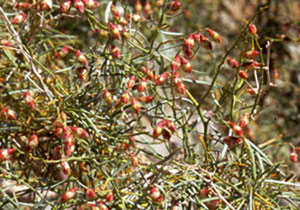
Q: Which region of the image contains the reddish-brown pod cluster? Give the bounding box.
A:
[248,24,257,36]
[24,90,35,109]
[153,119,177,140]
[0,106,16,121]
[60,0,72,13]
[228,121,244,137]
[85,188,97,200]
[167,0,182,12]
[11,12,27,24]
[61,188,78,202]
[290,149,298,163]
[242,50,259,59]
[111,45,121,59]
[106,192,114,202]
[239,70,248,80]
[75,50,89,68]
[149,185,163,203]
[207,28,222,43]
[227,57,239,68]
[40,0,53,11]
[0,148,16,161]
[83,0,100,10]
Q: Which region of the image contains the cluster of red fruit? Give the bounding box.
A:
[60,187,113,210]
[227,24,260,95]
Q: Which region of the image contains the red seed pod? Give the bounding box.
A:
[40,0,53,11]
[111,4,120,19]
[145,69,156,81]
[11,13,26,24]
[127,76,136,89]
[60,0,72,13]
[75,50,89,68]
[85,188,97,200]
[61,188,78,202]
[120,91,130,104]
[61,160,71,176]
[207,28,221,43]
[131,96,141,114]
[184,34,195,49]
[239,70,248,80]
[78,68,88,81]
[171,55,182,72]
[27,134,39,151]
[156,72,170,85]
[191,32,201,43]
[0,40,12,47]
[165,120,177,133]
[64,140,75,156]
[183,46,193,58]
[57,46,70,58]
[242,50,259,59]
[106,192,114,202]
[239,113,250,128]
[153,126,163,138]
[137,96,154,103]
[149,185,163,203]
[0,148,16,161]
[104,89,113,104]
[109,23,121,40]
[290,149,298,163]
[144,1,153,17]
[174,79,186,94]
[82,0,100,10]
[131,153,138,168]
[1,106,17,121]
[15,3,31,10]
[246,87,256,95]
[167,0,181,12]
[69,126,90,139]
[24,90,35,109]
[228,121,244,137]
[55,126,72,140]
[180,56,192,73]
[138,78,147,92]
[111,45,121,59]
[227,58,239,68]
[198,187,210,199]
[248,24,257,35]
[74,0,85,13]
[120,26,130,40]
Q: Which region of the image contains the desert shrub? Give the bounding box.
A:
[0,0,300,209]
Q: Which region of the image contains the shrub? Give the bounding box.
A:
[0,0,300,209]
